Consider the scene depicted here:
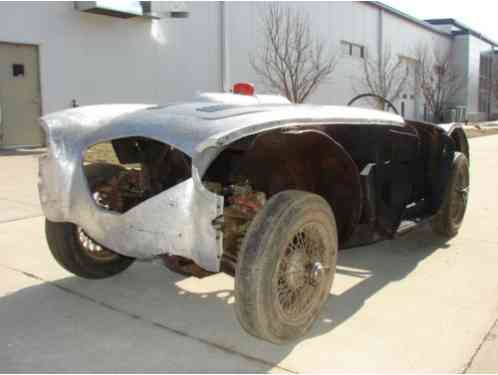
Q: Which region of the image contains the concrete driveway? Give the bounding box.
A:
[1,137,497,372]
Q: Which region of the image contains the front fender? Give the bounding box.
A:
[38,105,224,272]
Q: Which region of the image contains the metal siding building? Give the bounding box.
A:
[0,1,496,147]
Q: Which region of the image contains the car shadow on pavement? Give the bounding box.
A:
[312,226,450,336]
[0,226,451,372]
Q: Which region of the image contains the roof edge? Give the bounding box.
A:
[365,2,452,38]
[425,18,498,47]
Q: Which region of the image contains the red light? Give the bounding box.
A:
[233,82,255,96]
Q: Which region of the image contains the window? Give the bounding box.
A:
[341,41,365,59]
[399,55,417,73]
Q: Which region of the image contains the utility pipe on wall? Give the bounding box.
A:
[487,47,494,120]
[0,104,3,144]
[220,2,230,92]
[378,7,384,73]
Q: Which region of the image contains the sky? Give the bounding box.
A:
[380,0,498,42]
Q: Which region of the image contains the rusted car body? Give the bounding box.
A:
[38,89,469,343]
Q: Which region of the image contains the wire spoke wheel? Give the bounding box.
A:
[76,226,117,261]
[45,163,134,279]
[75,191,119,262]
[432,152,469,238]
[274,223,329,323]
[235,190,338,344]
[449,168,469,227]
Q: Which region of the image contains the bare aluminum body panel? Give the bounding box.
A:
[38,94,405,271]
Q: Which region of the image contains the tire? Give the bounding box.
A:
[45,163,134,279]
[235,190,338,344]
[432,152,470,237]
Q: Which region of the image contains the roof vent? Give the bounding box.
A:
[156,2,189,18]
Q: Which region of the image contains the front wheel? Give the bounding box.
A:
[45,220,134,279]
[235,190,338,344]
[45,163,134,279]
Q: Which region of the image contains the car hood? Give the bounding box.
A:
[41,101,404,160]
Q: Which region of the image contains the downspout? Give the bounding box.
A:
[220,2,230,92]
[493,50,497,119]
[487,47,494,120]
[378,7,384,110]
[378,7,383,70]
[0,103,3,145]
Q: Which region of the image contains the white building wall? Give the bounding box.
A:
[451,34,495,120]
[381,9,452,119]
[226,2,381,107]
[0,1,222,115]
[467,35,494,119]
[307,1,381,106]
[1,2,485,122]
[381,11,451,55]
[225,2,452,119]
[451,35,470,109]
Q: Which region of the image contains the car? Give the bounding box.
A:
[38,84,470,344]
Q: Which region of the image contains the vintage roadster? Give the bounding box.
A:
[38,85,469,344]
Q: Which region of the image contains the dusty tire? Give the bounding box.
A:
[45,163,134,279]
[432,152,469,237]
[235,190,338,344]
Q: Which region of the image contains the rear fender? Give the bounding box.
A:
[236,129,362,243]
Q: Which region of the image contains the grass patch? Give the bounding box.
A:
[84,142,119,164]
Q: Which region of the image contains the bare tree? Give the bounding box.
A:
[414,44,463,122]
[355,44,410,110]
[250,4,337,103]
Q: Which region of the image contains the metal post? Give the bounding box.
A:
[488,48,494,120]
[220,2,230,92]
[378,8,383,75]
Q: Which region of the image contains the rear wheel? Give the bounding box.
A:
[432,152,469,237]
[45,163,134,279]
[235,190,338,344]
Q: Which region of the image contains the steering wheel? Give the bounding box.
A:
[347,93,400,115]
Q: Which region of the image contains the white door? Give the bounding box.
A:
[400,93,416,119]
[0,42,43,147]
[398,56,417,119]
